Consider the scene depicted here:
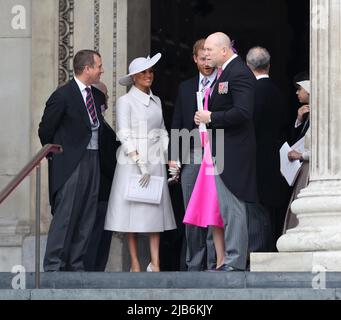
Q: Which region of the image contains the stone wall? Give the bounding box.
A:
[0,0,32,271]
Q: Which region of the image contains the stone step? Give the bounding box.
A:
[1,272,341,289]
[0,288,340,300]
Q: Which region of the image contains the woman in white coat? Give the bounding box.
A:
[104,53,176,272]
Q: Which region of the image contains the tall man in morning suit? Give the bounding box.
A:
[169,39,217,271]
[246,46,288,252]
[195,32,257,271]
[39,50,119,271]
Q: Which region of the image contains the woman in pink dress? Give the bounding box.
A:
[183,87,225,269]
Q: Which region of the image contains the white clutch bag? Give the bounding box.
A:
[124,174,164,204]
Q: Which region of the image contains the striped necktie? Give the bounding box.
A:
[85,87,98,125]
[201,76,210,92]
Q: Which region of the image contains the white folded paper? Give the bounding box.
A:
[197,91,207,133]
[280,142,302,186]
[124,174,164,204]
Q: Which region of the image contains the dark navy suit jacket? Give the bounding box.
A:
[209,56,257,203]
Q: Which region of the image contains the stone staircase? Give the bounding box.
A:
[0,272,341,300]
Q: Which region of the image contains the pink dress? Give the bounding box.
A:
[183,88,224,228]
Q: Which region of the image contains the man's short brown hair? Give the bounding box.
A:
[192,39,206,57]
[73,49,101,75]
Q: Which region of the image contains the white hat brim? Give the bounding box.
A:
[119,53,162,86]
[296,80,310,94]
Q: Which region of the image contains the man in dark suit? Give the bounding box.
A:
[84,81,119,271]
[39,50,118,271]
[195,32,257,271]
[168,39,217,271]
[246,46,289,252]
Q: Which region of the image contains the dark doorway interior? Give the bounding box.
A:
[151,0,310,271]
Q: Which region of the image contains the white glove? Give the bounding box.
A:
[138,163,150,188]
[131,153,150,188]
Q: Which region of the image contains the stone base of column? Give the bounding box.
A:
[0,220,30,272]
[250,251,341,272]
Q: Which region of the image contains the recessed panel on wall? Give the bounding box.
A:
[0,0,31,37]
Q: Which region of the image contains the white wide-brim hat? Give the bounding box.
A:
[296,80,310,94]
[119,53,162,86]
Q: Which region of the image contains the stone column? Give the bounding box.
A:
[277,0,341,263]
[22,0,60,272]
[105,0,153,272]
[103,0,126,271]
[251,0,341,271]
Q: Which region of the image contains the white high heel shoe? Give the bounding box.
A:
[146,262,153,272]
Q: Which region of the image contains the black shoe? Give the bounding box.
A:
[216,264,241,272]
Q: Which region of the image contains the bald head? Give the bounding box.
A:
[208,32,232,49]
[204,32,234,68]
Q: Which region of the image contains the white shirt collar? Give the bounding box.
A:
[256,74,270,80]
[74,76,89,92]
[222,54,238,70]
[130,85,155,106]
[199,69,218,84]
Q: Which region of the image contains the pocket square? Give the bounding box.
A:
[218,81,229,94]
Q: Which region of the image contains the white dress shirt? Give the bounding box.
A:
[222,53,238,71]
[199,70,217,92]
[256,74,270,80]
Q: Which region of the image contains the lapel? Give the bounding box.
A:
[189,75,199,116]
[209,56,240,107]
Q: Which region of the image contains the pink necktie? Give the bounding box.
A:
[217,67,223,80]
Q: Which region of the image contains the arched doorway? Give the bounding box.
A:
[151,0,310,270]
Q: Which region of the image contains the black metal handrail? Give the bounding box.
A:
[0,144,62,288]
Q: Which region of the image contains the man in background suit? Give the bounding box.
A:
[195,32,257,271]
[84,81,120,271]
[246,46,289,252]
[169,39,217,271]
[39,50,118,271]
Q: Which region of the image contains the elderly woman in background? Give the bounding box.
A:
[283,79,310,232]
[104,53,176,272]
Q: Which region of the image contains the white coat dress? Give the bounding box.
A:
[104,85,176,232]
